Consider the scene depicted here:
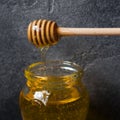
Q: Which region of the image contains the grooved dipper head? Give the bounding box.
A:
[27,19,59,47]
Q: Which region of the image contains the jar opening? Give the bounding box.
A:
[25,61,83,79]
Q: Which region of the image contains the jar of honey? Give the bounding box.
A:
[19,60,89,120]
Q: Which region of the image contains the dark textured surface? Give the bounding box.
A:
[0,0,120,120]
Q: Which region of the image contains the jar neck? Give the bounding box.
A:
[24,61,83,91]
[26,73,83,91]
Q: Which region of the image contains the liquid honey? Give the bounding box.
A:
[19,67,89,120]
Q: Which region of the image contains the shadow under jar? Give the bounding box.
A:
[19,61,89,120]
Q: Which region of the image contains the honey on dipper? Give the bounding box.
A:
[27,19,59,47]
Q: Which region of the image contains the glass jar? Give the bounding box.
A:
[19,61,89,120]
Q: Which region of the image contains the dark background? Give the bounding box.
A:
[0,0,120,120]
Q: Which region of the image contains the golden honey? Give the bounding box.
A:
[19,61,89,120]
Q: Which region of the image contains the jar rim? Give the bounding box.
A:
[24,60,83,79]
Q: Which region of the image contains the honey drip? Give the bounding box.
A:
[40,46,49,63]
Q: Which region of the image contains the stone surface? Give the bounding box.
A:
[0,0,120,120]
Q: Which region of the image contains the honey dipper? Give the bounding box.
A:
[27,19,120,47]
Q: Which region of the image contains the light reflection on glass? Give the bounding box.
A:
[33,90,51,105]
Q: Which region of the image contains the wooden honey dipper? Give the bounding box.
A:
[28,19,120,47]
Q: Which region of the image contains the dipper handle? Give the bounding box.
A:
[58,27,120,36]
